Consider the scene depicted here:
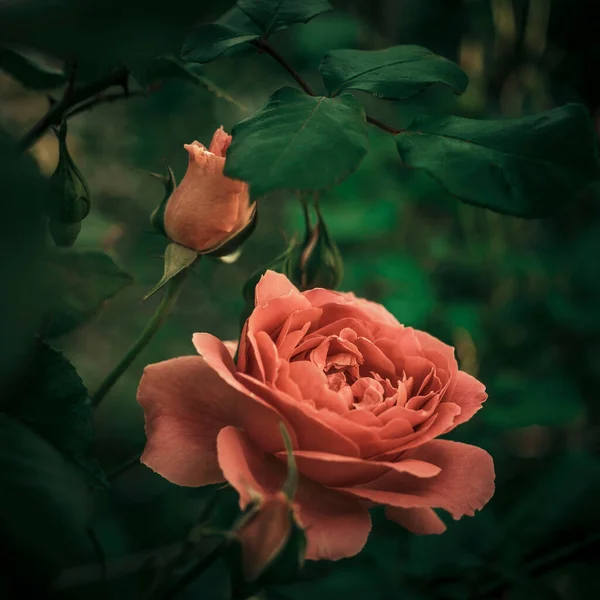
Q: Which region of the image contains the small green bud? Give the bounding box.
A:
[45,121,91,247]
[47,219,82,248]
[285,204,343,291]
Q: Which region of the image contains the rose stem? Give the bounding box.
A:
[18,67,132,152]
[250,40,404,135]
[91,270,188,409]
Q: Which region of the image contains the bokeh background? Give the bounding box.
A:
[1,0,600,598]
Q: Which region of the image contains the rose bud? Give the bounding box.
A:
[286,205,343,291]
[235,491,296,582]
[159,126,256,255]
[44,121,91,247]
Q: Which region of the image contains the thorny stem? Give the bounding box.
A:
[64,90,146,120]
[252,39,404,135]
[18,67,130,151]
[91,271,188,409]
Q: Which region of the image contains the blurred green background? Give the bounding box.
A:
[1,0,600,598]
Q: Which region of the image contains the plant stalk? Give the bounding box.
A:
[91,271,187,408]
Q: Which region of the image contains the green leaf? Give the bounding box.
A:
[225,87,369,198]
[47,249,133,339]
[395,103,600,217]
[145,242,198,300]
[320,45,468,100]
[3,341,104,484]
[128,56,245,110]
[0,45,66,90]
[0,414,93,572]
[181,24,260,64]
[237,0,332,37]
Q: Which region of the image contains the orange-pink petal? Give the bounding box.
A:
[137,356,237,486]
[217,426,371,561]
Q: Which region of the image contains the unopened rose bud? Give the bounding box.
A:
[44,121,91,247]
[286,205,343,291]
[159,126,256,255]
[235,491,295,583]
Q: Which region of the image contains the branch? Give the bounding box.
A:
[366,115,402,135]
[252,40,403,136]
[64,89,146,120]
[252,40,316,96]
[18,67,130,151]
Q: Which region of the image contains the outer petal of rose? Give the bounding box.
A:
[217,426,372,561]
[385,507,447,534]
[274,450,440,487]
[445,370,488,427]
[164,143,248,251]
[413,329,457,370]
[137,356,238,486]
[193,333,297,453]
[256,270,302,307]
[208,126,232,157]
[337,440,495,520]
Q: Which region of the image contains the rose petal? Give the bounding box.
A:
[217,426,371,560]
[367,402,462,458]
[303,289,399,326]
[445,370,488,427]
[339,440,495,520]
[385,507,446,534]
[288,361,349,414]
[208,126,232,157]
[275,450,441,487]
[237,373,361,457]
[193,333,297,453]
[137,356,237,486]
[256,270,303,307]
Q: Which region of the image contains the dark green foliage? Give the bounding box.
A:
[396,104,600,217]
[0,414,94,574]
[2,341,103,484]
[0,129,47,391]
[181,25,261,64]
[225,87,369,198]
[320,46,468,100]
[237,0,332,37]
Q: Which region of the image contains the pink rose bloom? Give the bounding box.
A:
[164,127,254,252]
[137,271,495,561]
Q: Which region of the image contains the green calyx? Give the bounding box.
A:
[148,165,176,237]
